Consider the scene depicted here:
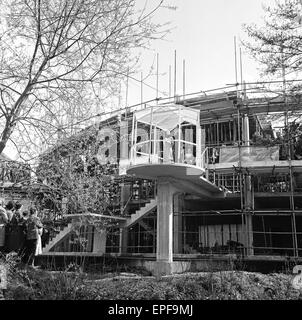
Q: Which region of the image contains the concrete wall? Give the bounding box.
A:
[93,229,107,254]
[116,257,236,275]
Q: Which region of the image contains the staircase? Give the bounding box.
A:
[138,220,155,235]
[124,197,157,228]
[42,222,73,253]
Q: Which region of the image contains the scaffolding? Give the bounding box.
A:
[13,82,302,260]
[172,86,302,259]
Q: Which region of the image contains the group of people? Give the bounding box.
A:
[0,200,43,267]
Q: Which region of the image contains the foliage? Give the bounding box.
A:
[28,126,123,228]
[242,0,302,101]
[3,266,302,300]
[242,0,302,139]
[243,0,302,77]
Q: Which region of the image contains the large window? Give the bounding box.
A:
[127,210,157,254]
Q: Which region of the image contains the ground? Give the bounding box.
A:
[1,260,302,300]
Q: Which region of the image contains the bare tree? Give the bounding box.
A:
[0,0,168,159]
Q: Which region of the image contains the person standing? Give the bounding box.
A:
[22,207,43,267]
[6,201,23,253]
[14,202,22,220]
[164,130,174,163]
[4,200,15,252]
[5,201,14,222]
[18,211,29,259]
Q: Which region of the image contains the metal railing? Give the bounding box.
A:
[208,172,241,193]
[130,138,202,167]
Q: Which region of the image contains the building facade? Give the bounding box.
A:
[39,91,302,275]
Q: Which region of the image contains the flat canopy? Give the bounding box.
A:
[127,163,224,198]
[135,104,200,131]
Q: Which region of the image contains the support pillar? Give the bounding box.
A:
[148,178,191,276]
[242,114,250,146]
[173,193,184,254]
[153,178,176,276]
[119,227,128,255]
[244,174,254,256]
[156,178,175,262]
[242,114,253,256]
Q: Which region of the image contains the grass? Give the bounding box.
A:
[1,252,301,300]
[2,259,302,300]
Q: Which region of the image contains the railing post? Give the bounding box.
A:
[134,118,138,165]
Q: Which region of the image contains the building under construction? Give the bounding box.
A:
[12,85,302,275]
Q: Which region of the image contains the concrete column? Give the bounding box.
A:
[246,213,254,256]
[92,229,107,254]
[244,175,254,256]
[150,178,191,276]
[119,227,128,255]
[156,178,175,261]
[173,193,184,254]
[242,114,253,256]
[242,114,250,146]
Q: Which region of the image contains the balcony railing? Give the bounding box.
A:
[130,138,202,168]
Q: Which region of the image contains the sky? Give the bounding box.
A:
[124,0,276,108]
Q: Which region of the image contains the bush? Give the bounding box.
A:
[3,267,301,300]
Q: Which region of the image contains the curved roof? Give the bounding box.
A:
[134,104,200,131]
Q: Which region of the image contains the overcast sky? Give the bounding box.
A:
[124,0,276,107]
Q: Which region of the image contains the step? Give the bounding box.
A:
[124,197,157,228]
[42,222,73,253]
